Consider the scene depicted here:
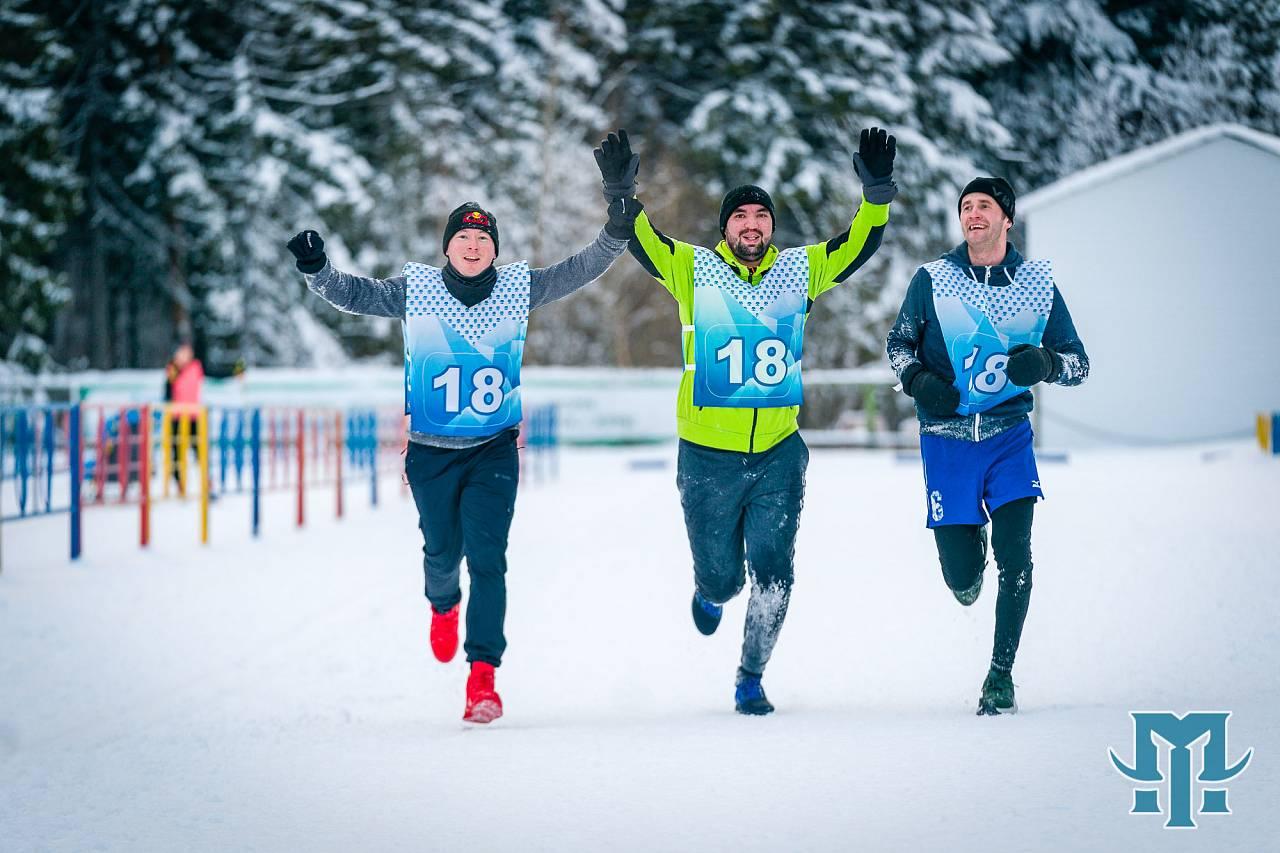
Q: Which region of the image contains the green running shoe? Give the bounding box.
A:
[953,572,983,606]
[976,667,1017,716]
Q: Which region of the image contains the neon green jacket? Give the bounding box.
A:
[631,196,891,452]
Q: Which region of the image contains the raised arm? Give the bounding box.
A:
[528,131,648,310]
[808,127,897,300]
[629,210,697,303]
[529,223,629,310]
[287,230,406,318]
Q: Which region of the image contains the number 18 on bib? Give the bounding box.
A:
[402,261,531,436]
[690,247,808,408]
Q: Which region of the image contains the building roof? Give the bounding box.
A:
[1020,123,1280,214]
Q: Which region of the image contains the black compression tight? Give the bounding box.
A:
[933,497,1036,672]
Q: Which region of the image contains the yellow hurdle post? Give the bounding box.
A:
[161,407,173,498]
[177,411,192,497]
[1260,413,1272,453]
[198,406,210,544]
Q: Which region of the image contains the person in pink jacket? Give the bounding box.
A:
[163,342,244,494]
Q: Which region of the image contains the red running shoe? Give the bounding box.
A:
[430,604,460,663]
[463,661,503,724]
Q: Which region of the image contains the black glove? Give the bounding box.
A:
[605,196,644,240]
[287,230,327,274]
[851,126,898,205]
[593,129,640,202]
[904,365,960,418]
[1005,344,1058,386]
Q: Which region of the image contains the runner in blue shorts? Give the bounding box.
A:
[886,177,1090,715]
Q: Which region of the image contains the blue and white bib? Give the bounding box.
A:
[402,261,531,436]
[690,246,808,408]
[927,258,1055,415]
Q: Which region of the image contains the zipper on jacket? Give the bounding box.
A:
[749,408,759,453]
[973,411,981,442]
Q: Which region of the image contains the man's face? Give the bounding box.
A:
[724,204,773,264]
[445,229,497,277]
[959,192,1011,253]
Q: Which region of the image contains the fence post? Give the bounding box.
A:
[41,408,55,511]
[370,412,379,508]
[178,411,192,498]
[116,407,129,502]
[140,404,151,547]
[94,408,107,504]
[335,411,344,519]
[296,409,305,528]
[161,406,173,498]
[233,410,246,491]
[70,404,82,560]
[198,407,209,545]
[251,408,261,538]
[16,409,30,515]
[219,409,229,494]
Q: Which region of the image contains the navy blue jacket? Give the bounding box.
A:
[885,242,1089,441]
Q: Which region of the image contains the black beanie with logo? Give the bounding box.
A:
[442,202,500,255]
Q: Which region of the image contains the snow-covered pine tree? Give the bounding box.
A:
[0,2,79,370]
[201,0,382,366]
[978,0,1137,191]
[49,0,179,368]
[499,0,641,365]
[1109,0,1280,143]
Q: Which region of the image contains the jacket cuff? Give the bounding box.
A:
[862,178,897,206]
[1044,347,1063,383]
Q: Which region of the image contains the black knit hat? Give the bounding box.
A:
[719,185,775,233]
[958,177,1015,221]
[442,202,500,255]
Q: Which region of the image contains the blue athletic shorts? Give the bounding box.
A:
[919,420,1043,528]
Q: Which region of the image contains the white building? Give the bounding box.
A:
[1018,123,1280,448]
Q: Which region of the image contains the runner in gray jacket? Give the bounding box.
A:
[286,149,640,722]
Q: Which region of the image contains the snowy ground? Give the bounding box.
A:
[2,441,1277,852]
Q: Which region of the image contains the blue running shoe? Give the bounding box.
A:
[734,668,774,715]
[691,590,723,636]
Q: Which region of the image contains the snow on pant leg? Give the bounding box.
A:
[676,439,750,604]
[404,442,466,611]
[457,431,519,667]
[933,524,986,593]
[739,433,808,675]
[989,497,1035,672]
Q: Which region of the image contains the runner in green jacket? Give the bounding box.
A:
[594,128,897,713]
